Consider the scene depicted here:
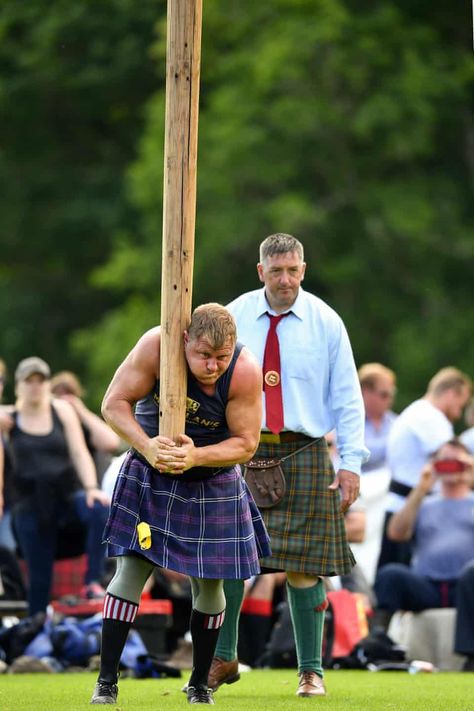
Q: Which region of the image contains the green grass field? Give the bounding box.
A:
[0,669,472,711]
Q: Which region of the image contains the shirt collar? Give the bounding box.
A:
[256,287,305,321]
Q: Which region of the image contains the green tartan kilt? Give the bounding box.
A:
[254,437,355,576]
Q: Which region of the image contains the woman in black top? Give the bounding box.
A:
[50,371,120,482]
[4,357,110,614]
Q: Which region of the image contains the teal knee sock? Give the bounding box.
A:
[214,579,245,661]
[286,580,326,677]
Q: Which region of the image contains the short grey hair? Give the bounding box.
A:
[259,233,304,263]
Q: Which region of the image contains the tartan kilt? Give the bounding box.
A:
[103,452,271,580]
[253,437,355,576]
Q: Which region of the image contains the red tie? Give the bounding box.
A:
[263,313,289,434]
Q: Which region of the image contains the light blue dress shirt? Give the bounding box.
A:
[362,411,398,473]
[227,287,369,475]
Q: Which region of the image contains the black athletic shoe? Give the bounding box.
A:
[186,685,215,704]
[90,680,118,704]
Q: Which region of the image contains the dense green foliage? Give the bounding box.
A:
[0,0,472,409]
[0,0,164,399]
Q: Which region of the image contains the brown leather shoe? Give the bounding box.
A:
[207,657,240,692]
[296,671,326,697]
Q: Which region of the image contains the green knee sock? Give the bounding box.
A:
[214,579,245,661]
[286,580,326,677]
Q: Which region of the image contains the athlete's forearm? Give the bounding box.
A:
[101,397,150,457]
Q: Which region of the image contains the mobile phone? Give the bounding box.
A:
[433,459,467,474]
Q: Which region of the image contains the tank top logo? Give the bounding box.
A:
[153,392,201,415]
[186,397,200,415]
[185,397,220,430]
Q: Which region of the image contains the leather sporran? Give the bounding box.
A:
[243,458,286,509]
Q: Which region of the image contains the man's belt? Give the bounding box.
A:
[388,480,413,498]
[259,431,314,444]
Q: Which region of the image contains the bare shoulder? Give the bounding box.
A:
[132,327,161,358]
[52,397,77,425]
[124,327,161,372]
[230,346,262,394]
[104,326,161,403]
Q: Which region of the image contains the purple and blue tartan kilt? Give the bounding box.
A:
[254,437,355,576]
[103,452,271,580]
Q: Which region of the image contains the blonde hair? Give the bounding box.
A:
[50,371,84,398]
[427,367,472,398]
[0,358,6,377]
[187,303,237,349]
[358,363,396,389]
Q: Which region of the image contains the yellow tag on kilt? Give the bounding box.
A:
[137,521,152,550]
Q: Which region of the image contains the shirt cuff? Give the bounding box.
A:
[338,458,362,476]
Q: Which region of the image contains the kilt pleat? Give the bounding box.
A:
[104,452,271,579]
[255,438,355,576]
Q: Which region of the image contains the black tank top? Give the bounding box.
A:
[9,405,78,519]
[134,342,243,480]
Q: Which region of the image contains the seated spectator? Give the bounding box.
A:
[0,357,110,614]
[378,367,471,570]
[50,371,121,482]
[237,572,287,667]
[373,439,474,672]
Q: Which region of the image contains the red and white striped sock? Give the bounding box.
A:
[99,594,139,684]
[203,610,226,630]
[188,608,226,689]
[103,593,138,624]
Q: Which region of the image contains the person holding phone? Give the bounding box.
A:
[378,367,471,570]
[373,438,474,671]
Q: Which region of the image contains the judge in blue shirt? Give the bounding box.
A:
[206,233,368,699]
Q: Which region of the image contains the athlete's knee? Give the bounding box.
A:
[286,571,321,588]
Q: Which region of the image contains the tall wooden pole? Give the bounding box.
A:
[159,0,202,438]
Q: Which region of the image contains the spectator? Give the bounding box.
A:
[358,363,397,474]
[377,367,471,569]
[374,439,474,671]
[1,357,109,614]
[0,360,16,551]
[344,364,398,585]
[50,371,121,481]
[237,572,287,668]
[210,233,367,699]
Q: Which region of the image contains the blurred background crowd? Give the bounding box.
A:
[0,355,473,674]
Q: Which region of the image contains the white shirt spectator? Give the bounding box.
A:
[460,427,474,454]
[385,398,453,513]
